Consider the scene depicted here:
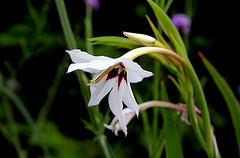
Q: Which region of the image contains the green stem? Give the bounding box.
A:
[186,85,207,150]
[134,91,153,157]
[98,134,113,158]
[0,84,50,157]
[154,131,165,158]
[85,3,94,54]
[3,97,27,158]
[160,79,184,158]
[55,0,77,49]
[152,61,160,155]
[186,61,214,157]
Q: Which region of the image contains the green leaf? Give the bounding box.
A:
[55,0,77,49]
[160,79,184,158]
[199,52,240,157]
[145,15,171,50]
[0,33,18,47]
[89,36,140,49]
[167,30,187,59]
[147,0,187,58]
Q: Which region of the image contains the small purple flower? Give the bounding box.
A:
[171,13,191,35]
[83,0,100,10]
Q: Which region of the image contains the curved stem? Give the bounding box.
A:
[121,47,185,66]
[138,100,197,113]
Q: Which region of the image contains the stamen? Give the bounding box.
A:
[87,62,123,86]
[87,80,97,88]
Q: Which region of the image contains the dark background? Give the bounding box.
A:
[0,0,239,157]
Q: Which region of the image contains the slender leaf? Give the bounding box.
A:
[147,0,187,58]
[145,15,171,50]
[199,52,240,156]
[161,79,184,158]
[0,83,50,157]
[89,36,139,49]
[55,0,77,49]
[134,91,154,157]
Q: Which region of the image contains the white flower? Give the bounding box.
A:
[66,49,153,136]
[104,108,136,136]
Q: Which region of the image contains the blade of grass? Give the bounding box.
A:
[199,52,240,156]
[160,77,184,158]
[89,36,139,49]
[55,0,77,49]
[152,61,161,156]
[134,91,153,157]
[146,15,171,50]
[0,83,50,157]
[3,97,27,158]
[147,0,187,58]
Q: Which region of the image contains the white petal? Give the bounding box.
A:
[123,108,136,127]
[88,74,117,106]
[120,58,153,83]
[121,82,139,117]
[104,108,135,136]
[67,58,118,74]
[67,63,102,74]
[66,49,95,63]
[108,84,127,136]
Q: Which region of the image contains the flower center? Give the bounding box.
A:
[88,62,127,87]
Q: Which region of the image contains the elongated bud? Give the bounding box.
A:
[123,31,158,46]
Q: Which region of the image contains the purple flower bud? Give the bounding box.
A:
[83,0,100,10]
[171,13,191,35]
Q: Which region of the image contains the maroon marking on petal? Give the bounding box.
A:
[106,68,119,81]
[118,70,127,89]
[124,71,127,83]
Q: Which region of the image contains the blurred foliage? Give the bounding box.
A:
[0,0,239,157]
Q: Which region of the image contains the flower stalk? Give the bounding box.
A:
[104,100,201,136]
[121,47,185,66]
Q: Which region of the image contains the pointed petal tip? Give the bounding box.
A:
[124,132,128,138]
[66,67,73,74]
[103,124,111,130]
[87,103,96,107]
[136,111,139,118]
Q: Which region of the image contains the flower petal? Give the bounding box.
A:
[88,74,117,106]
[108,84,127,136]
[67,63,101,74]
[104,108,135,136]
[122,82,139,117]
[66,49,96,63]
[120,58,153,83]
[67,58,118,74]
